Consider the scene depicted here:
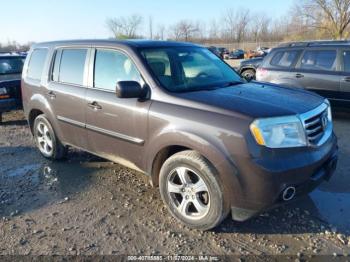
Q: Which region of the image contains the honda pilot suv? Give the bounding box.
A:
[22,40,338,230]
[256,40,350,108]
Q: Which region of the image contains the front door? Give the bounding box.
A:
[47,47,90,148]
[85,48,151,171]
[338,49,350,106]
[294,48,340,100]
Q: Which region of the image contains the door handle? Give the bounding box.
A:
[295,73,304,78]
[342,76,350,82]
[88,101,102,110]
[47,91,56,99]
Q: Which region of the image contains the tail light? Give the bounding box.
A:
[256,68,269,80]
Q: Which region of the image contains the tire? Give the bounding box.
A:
[0,112,2,124]
[241,69,256,80]
[159,150,229,230]
[33,114,67,160]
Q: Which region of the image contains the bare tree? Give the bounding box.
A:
[155,24,166,40]
[208,19,220,40]
[170,20,199,41]
[148,16,154,39]
[296,0,350,39]
[222,8,250,42]
[106,14,143,39]
[250,14,270,43]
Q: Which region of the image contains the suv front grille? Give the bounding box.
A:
[300,102,331,146]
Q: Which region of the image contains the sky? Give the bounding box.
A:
[1,0,294,44]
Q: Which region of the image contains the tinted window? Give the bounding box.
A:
[94,49,141,91]
[343,51,350,72]
[0,57,24,75]
[300,50,336,71]
[270,50,299,68]
[59,49,87,85]
[141,47,243,93]
[27,49,48,80]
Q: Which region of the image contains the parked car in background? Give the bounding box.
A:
[237,57,264,80]
[22,40,337,230]
[0,54,25,123]
[217,47,229,58]
[257,47,271,56]
[256,40,350,108]
[207,46,221,58]
[225,49,245,59]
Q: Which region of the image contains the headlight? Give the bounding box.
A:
[250,115,307,148]
[0,87,8,95]
[325,99,332,123]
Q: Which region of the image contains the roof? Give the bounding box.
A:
[34,39,202,49]
[277,40,350,48]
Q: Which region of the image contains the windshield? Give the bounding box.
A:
[0,57,24,75]
[140,46,243,93]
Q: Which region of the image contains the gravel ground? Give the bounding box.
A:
[0,110,349,258]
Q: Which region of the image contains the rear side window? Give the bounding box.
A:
[27,49,48,80]
[300,50,337,71]
[94,49,141,91]
[342,51,350,72]
[55,49,87,85]
[270,50,299,68]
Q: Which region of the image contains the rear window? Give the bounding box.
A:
[270,50,299,68]
[0,57,24,75]
[300,50,337,71]
[54,49,87,86]
[27,49,48,80]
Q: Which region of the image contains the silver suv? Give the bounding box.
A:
[256,40,350,108]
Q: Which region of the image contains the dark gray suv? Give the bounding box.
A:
[256,40,350,108]
[22,40,338,230]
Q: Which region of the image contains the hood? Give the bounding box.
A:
[0,74,21,82]
[175,82,325,118]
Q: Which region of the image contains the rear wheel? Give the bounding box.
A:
[0,113,2,124]
[33,114,67,160]
[159,150,228,230]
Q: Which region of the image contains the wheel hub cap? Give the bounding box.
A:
[167,166,210,220]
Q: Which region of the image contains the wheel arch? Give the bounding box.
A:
[26,94,63,141]
[146,131,240,208]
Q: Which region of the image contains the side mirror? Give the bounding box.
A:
[116,81,146,99]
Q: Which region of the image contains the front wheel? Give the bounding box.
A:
[241,69,256,80]
[33,114,67,160]
[159,150,229,230]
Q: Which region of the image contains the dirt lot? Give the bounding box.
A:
[0,110,350,258]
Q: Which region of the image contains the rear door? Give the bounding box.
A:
[338,49,350,106]
[257,48,302,85]
[47,47,90,148]
[85,48,151,171]
[294,48,340,99]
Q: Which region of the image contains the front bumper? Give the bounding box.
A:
[231,134,338,221]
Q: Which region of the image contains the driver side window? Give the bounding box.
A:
[94,49,141,91]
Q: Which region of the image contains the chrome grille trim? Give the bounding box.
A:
[298,102,332,147]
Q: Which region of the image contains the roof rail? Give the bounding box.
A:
[278,40,350,48]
